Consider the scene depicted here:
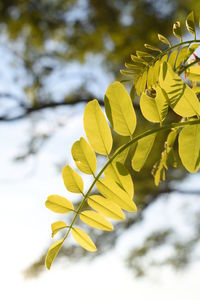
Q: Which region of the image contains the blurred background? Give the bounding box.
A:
[1,0,200,299]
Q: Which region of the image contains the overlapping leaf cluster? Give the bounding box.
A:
[45,11,200,269]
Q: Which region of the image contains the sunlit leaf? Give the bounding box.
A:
[45,239,64,270]
[173,21,182,40]
[88,195,125,220]
[96,178,137,212]
[186,66,200,82]
[132,134,157,171]
[51,221,67,237]
[71,137,97,175]
[178,124,200,173]
[140,93,160,123]
[158,34,171,47]
[72,227,97,252]
[80,210,113,231]
[83,100,113,155]
[144,44,162,53]
[62,165,84,193]
[159,62,200,117]
[45,195,74,214]
[186,11,196,37]
[104,162,134,198]
[105,81,137,136]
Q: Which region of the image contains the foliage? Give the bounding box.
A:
[45,12,200,270]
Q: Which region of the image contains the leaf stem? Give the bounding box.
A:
[63,118,200,242]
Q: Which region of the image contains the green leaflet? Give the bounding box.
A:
[72,227,97,252]
[88,195,125,220]
[84,99,113,155]
[159,62,200,117]
[45,239,64,270]
[96,177,137,212]
[71,137,97,175]
[178,124,200,173]
[144,44,162,53]
[45,195,74,214]
[105,81,137,136]
[51,221,67,238]
[62,165,84,194]
[173,21,182,40]
[132,133,157,172]
[158,34,171,47]
[80,210,113,231]
[186,11,196,37]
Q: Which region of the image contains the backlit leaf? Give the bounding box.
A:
[159,62,200,117]
[62,165,84,193]
[80,210,113,231]
[83,100,113,155]
[186,66,200,82]
[45,239,64,270]
[96,178,137,212]
[178,124,200,173]
[173,21,182,40]
[104,162,134,198]
[88,195,125,220]
[144,44,162,53]
[186,11,196,36]
[71,137,97,175]
[140,93,160,123]
[132,134,157,171]
[158,34,171,47]
[72,227,97,252]
[45,195,74,214]
[51,221,67,238]
[105,81,137,136]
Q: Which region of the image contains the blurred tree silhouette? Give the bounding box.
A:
[0,0,199,277]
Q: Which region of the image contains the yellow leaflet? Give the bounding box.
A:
[45,195,74,214]
[178,124,200,173]
[71,137,97,175]
[159,62,200,117]
[45,239,64,270]
[62,165,84,193]
[96,178,137,212]
[104,162,134,199]
[140,92,160,123]
[147,65,154,89]
[132,133,157,172]
[88,195,125,220]
[51,221,67,238]
[173,21,181,39]
[105,81,136,136]
[83,99,113,155]
[80,210,113,231]
[72,227,97,252]
[186,66,200,82]
[155,85,168,121]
